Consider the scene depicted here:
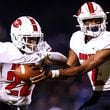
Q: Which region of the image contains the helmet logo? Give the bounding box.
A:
[13,18,22,28]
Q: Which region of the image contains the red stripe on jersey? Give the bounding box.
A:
[87,2,94,14]
[29,18,38,31]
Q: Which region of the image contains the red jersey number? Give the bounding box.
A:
[5,64,31,96]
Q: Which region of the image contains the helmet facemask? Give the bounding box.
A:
[81,17,106,37]
[22,33,44,53]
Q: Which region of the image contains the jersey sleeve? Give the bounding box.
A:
[70,33,77,50]
[70,31,83,51]
[0,42,13,61]
[0,42,25,63]
[96,32,110,50]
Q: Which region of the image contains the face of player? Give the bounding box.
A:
[83,18,103,32]
[24,37,40,51]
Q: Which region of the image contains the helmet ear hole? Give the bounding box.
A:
[10,16,44,53]
[77,2,107,37]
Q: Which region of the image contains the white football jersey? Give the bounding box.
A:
[0,41,51,106]
[70,31,110,91]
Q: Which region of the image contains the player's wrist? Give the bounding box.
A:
[44,69,49,77]
[50,70,60,78]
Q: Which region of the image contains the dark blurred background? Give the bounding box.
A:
[0,0,110,110]
[0,0,110,55]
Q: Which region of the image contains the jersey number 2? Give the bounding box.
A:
[5,64,31,96]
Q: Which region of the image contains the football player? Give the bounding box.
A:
[0,16,67,110]
[34,2,110,110]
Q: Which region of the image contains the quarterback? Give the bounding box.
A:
[0,16,67,110]
[35,2,110,110]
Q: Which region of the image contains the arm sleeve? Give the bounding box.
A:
[0,42,11,62]
[47,52,67,62]
[96,34,110,50]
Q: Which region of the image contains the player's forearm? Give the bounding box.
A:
[47,62,92,78]
[47,65,83,78]
[47,50,108,78]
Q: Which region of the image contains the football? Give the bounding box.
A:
[14,64,43,82]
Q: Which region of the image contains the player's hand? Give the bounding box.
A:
[30,71,47,84]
